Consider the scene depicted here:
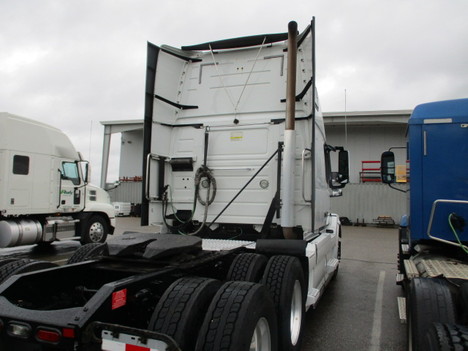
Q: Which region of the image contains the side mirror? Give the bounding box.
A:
[325,145,350,190]
[338,150,349,185]
[381,151,395,184]
[85,163,91,184]
[79,161,90,185]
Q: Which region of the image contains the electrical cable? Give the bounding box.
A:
[185,181,212,236]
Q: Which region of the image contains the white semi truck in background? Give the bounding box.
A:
[0,112,115,247]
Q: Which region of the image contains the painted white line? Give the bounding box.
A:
[369,270,386,351]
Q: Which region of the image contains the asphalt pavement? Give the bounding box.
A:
[0,218,406,350]
[302,225,406,351]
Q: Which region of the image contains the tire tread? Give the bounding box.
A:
[0,259,56,283]
[409,278,456,351]
[427,323,468,351]
[150,277,220,351]
[67,243,106,264]
[226,253,267,282]
[196,281,277,351]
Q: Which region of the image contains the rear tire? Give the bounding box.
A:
[262,255,306,351]
[149,277,220,351]
[67,243,107,264]
[80,215,108,244]
[0,259,57,284]
[226,253,268,282]
[426,323,468,351]
[195,281,278,351]
[0,258,18,268]
[408,278,456,351]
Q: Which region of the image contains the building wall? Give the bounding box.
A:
[108,181,142,204]
[119,130,144,179]
[325,124,407,184]
[331,183,408,224]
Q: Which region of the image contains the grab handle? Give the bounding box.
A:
[302,148,312,203]
[145,153,160,201]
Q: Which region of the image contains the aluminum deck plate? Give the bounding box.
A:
[404,259,419,279]
[422,259,468,279]
[397,297,407,324]
[202,239,255,251]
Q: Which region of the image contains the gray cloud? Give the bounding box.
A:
[1,0,467,182]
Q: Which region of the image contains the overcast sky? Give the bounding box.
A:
[1,0,467,184]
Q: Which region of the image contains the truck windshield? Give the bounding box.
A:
[62,162,81,185]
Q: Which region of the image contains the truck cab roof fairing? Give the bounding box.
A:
[181,32,289,51]
[180,24,311,52]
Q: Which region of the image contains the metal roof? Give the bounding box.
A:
[323,110,411,126]
[100,110,412,132]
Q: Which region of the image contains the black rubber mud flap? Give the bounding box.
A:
[408,278,456,351]
[195,281,278,351]
[226,253,268,283]
[256,239,307,257]
[149,277,220,351]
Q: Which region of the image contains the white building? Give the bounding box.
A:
[101,109,410,224]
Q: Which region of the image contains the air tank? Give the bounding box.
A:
[0,219,43,248]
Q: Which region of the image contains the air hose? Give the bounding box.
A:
[161,185,196,231]
[195,165,216,205]
[162,128,217,235]
[162,165,217,235]
[448,213,468,255]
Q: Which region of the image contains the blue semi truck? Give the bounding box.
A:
[381,98,468,351]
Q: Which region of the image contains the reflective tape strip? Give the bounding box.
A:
[101,339,152,351]
[101,330,167,351]
[126,344,150,351]
[101,339,125,351]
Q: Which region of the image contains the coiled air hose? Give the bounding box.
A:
[195,165,216,206]
[162,165,217,235]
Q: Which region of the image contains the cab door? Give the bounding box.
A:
[58,161,84,212]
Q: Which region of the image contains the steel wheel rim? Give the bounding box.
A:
[89,222,104,242]
[249,317,271,351]
[290,280,302,346]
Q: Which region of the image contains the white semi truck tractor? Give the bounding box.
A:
[0,113,116,247]
[0,20,349,351]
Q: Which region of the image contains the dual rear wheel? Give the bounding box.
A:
[149,254,306,351]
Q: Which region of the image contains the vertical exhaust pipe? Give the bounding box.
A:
[282,21,298,239]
